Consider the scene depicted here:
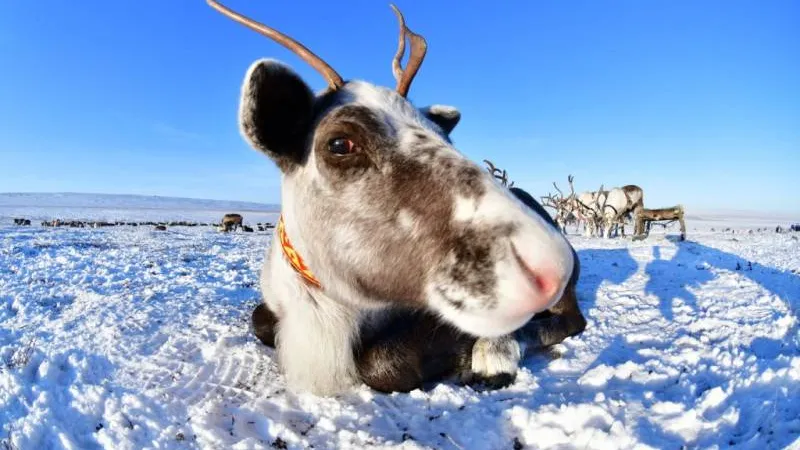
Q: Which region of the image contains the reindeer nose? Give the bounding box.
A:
[526,266,561,300]
[511,245,567,314]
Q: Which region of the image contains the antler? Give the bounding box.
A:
[540,193,560,209]
[567,175,576,197]
[390,4,428,97]
[595,184,606,211]
[482,160,515,187]
[207,0,344,90]
[483,160,498,175]
[552,181,564,199]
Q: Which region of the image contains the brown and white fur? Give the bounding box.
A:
[574,185,644,238]
[598,185,645,238]
[621,185,645,221]
[237,59,587,396]
[574,191,601,237]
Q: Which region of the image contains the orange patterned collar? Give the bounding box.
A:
[277,215,322,289]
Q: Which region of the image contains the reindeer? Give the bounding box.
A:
[219,213,244,232]
[597,187,625,238]
[592,185,645,238]
[208,0,586,396]
[570,183,643,238]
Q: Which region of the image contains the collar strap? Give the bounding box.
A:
[277,215,322,289]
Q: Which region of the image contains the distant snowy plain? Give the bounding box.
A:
[1,194,798,449]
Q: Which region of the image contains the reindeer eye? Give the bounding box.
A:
[328,138,356,155]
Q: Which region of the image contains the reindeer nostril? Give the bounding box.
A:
[511,244,563,301]
[529,269,560,299]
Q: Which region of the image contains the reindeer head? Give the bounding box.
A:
[210,1,574,337]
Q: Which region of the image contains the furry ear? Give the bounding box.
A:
[239,59,315,172]
[420,105,461,135]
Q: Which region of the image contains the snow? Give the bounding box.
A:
[1,195,799,449]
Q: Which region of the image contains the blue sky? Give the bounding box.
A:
[1,1,798,214]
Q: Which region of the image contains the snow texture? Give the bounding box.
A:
[1,195,799,449]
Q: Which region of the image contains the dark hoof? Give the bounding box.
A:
[460,371,516,390]
[251,303,277,347]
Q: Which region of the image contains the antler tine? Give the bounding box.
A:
[207,0,344,89]
[483,160,497,175]
[552,181,564,199]
[540,194,558,208]
[567,174,576,197]
[390,4,428,97]
[390,5,406,83]
[597,184,606,208]
[482,160,515,187]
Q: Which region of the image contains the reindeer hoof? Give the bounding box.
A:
[251,303,278,348]
[462,336,521,389]
[461,371,516,390]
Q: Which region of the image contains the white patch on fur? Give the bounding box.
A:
[396,209,415,232]
[602,188,628,219]
[452,195,478,223]
[261,241,361,396]
[471,179,525,226]
[471,336,522,377]
[342,81,461,146]
[345,82,421,125]
[423,104,459,118]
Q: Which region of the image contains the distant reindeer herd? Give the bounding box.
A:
[538,175,645,238]
[482,161,685,240]
[8,216,275,233]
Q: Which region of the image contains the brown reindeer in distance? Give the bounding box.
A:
[219,213,243,232]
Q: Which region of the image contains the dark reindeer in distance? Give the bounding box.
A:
[208,0,586,395]
[219,213,244,232]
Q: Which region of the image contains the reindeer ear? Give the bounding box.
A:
[420,105,461,135]
[239,59,315,172]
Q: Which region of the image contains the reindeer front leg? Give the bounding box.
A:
[461,335,523,388]
[356,312,474,393]
[357,318,522,392]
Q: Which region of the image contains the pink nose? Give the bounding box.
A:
[512,247,565,313]
[527,266,561,300]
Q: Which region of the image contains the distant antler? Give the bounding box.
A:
[540,193,560,209]
[483,159,497,174]
[552,181,564,199]
[595,184,606,212]
[390,4,428,97]
[483,160,515,187]
[207,0,344,90]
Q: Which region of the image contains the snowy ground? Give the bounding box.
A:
[1,198,799,449]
